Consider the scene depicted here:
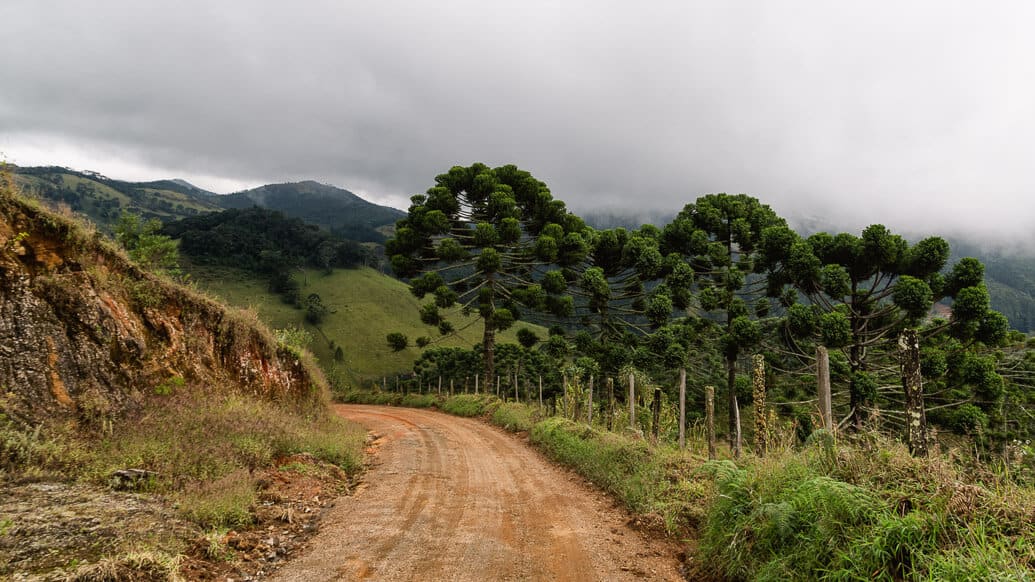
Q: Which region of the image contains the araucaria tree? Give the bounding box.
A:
[386,163,586,382]
[661,194,787,456]
[772,225,1007,428]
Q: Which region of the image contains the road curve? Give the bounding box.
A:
[271,405,684,581]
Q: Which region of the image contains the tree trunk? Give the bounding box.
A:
[483,321,496,390]
[538,375,543,410]
[753,354,767,456]
[678,368,686,449]
[817,346,833,432]
[899,329,928,457]
[727,357,741,458]
[513,368,518,402]
[706,385,716,460]
[849,342,862,430]
[733,394,742,458]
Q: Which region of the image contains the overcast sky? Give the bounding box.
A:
[2,1,1033,246]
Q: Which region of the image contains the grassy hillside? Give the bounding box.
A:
[12,166,221,229]
[190,265,544,386]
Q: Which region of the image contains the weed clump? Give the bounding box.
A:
[440,394,499,417]
[491,402,535,432]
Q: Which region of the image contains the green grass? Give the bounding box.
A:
[190,265,545,385]
[177,471,257,529]
[440,394,501,417]
[492,403,536,432]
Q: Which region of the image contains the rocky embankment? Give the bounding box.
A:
[0,188,324,426]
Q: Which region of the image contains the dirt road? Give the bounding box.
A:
[271,405,684,581]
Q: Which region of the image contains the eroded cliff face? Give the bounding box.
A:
[0,189,325,425]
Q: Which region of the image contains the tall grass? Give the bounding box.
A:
[2,388,365,528]
[90,389,365,488]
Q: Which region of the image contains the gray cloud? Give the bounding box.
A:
[2,1,1034,245]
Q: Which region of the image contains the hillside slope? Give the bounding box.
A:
[10,165,222,229]
[0,181,325,425]
[190,265,544,385]
[10,166,404,245]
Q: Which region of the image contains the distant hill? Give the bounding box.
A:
[11,165,223,228]
[216,181,404,243]
[9,166,404,244]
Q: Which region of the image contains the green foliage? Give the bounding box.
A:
[153,375,184,396]
[516,327,540,349]
[386,332,409,352]
[114,211,182,276]
[274,325,314,355]
[303,292,330,324]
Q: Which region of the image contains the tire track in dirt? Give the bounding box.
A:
[271,405,684,581]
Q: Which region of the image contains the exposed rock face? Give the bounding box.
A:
[0,188,324,426]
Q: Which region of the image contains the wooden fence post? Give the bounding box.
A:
[651,387,661,440]
[705,385,716,460]
[496,375,500,398]
[607,377,615,431]
[678,368,686,449]
[513,369,519,402]
[900,329,928,457]
[562,372,569,419]
[817,345,833,432]
[438,375,442,395]
[753,354,767,456]
[475,373,479,394]
[538,375,543,410]
[587,376,594,424]
[628,373,636,431]
[733,399,742,459]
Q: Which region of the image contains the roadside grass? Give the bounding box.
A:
[1,388,365,531]
[491,403,535,432]
[440,394,501,417]
[65,550,184,582]
[342,391,1035,580]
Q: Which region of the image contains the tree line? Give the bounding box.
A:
[386,163,1034,454]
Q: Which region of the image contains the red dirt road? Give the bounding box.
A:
[271,405,684,581]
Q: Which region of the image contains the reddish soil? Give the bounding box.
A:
[271,405,685,581]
